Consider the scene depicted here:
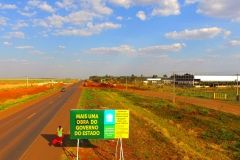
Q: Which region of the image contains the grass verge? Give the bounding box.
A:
[63,88,240,159]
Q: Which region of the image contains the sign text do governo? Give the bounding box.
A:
[70,109,129,139]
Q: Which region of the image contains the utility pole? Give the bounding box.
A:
[237,74,239,101]
[26,76,28,87]
[172,72,175,103]
[126,76,127,90]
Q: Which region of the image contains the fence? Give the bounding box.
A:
[174,88,237,101]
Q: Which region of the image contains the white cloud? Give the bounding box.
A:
[24,6,29,11]
[15,46,33,49]
[29,50,44,54]
[47,11,102,28]
[0,16,8,26]
[223,30,231,39]
[28,0,54,12]
[0,59,18,62]
[151,0,180,16]
[184,0,200,5]
[55,22,121,36]
[207,48,212,52]
[32,19,49,28]
[165,27,222,40]
[0,3,17,9]
[39,2,54,12]
[231,17,240,23]
[43,57,54,59]
[116,16,123,20]
[220,40,240,49]
[55,0,77,10]
[136,11,146,20]
[75,59,82,63]
[196,0,240,21]
[109,0,131,9]
[138,43,185,55]
[12,22,29,30]
[13,32,25,38]
[65,11,102,25]
[59,45,65,48]
[87,0,113,15]
[109,0,180,16]
[228,40,240,46]
[208,54,220,58]
[0,59,31,64]
[42,33,48,37]
[2,32,25,38]
[27,0,39,6]
[18,11,37,17]
[48,15,65,28]
[85,45,136,55]
[3,42,12,45]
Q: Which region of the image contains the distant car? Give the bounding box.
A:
[61,88,66,92]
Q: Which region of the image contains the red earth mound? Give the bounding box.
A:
[83,80,126,89]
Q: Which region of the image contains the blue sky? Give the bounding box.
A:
[1,0,240,78]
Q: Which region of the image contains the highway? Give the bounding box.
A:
[0,81,83,160]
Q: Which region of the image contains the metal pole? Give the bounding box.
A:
[27,76,28,87]
[237,74,239,101]
[76,139,79,160]
[126,76,127,90]
[173,72,175,103]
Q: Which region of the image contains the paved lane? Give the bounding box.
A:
[0,81,83,160]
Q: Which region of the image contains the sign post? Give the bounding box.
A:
[76,139,79,160]
[70,109,129,159]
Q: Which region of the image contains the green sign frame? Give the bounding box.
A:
[70,109,129,139]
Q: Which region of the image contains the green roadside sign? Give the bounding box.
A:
[70,109,129,139]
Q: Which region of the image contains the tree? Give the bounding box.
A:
[131,74,135,80]
[152,75,158,78]
[163,74,168,78]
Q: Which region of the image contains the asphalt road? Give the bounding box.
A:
[0,81,83,160]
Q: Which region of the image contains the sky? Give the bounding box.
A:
[0,0,240,79]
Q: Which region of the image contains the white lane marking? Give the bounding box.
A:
[19,91,74,160]
[27,113,36,119]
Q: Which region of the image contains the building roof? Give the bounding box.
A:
[147,78,161,81]
[195,75,239,82]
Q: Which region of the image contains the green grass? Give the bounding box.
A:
[72,88,240,159]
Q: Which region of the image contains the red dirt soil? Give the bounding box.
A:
[0,84,65,102]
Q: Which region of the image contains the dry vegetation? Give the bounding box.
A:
[63,88,240,160]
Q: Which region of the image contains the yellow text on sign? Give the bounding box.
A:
[115,110,129,138]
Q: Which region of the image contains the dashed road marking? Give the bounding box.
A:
[27,113,36,119]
